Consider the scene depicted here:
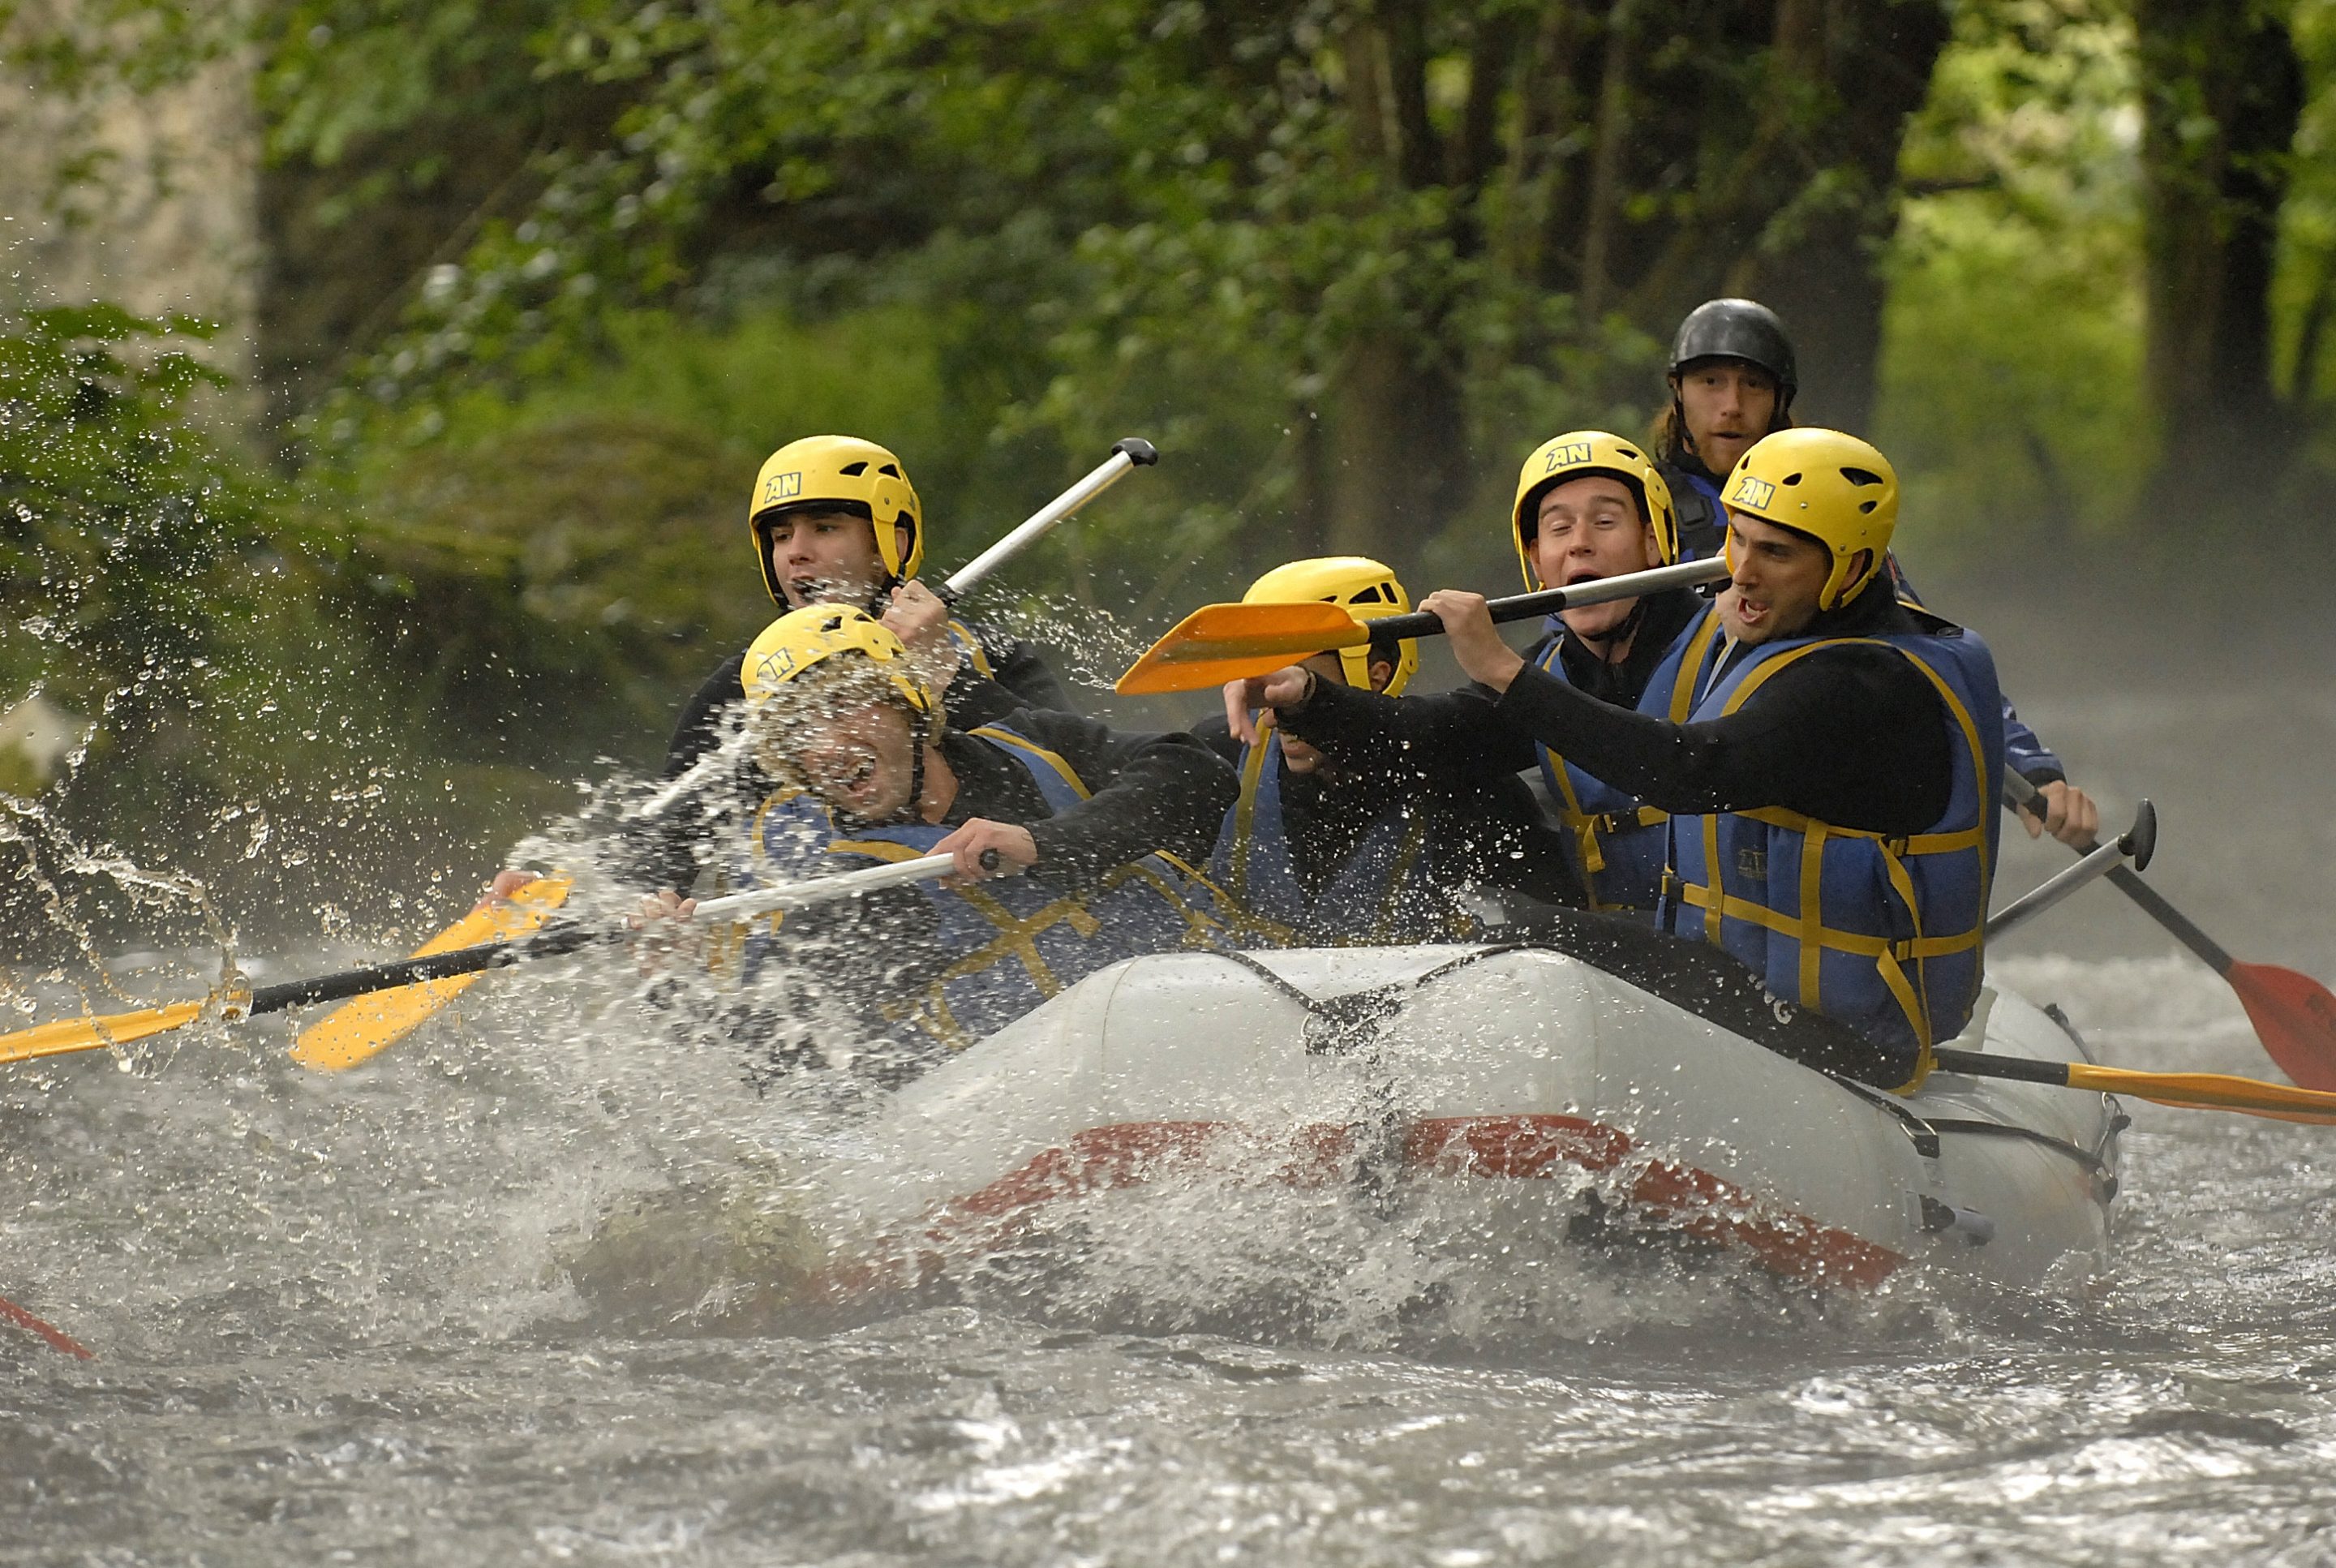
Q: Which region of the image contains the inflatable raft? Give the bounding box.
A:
[795,930,2123,1296]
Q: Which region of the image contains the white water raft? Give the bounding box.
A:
[794,943,2123,1295]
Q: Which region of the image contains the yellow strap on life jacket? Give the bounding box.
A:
[949,619,998,680]
[1225,714,1276,903]
[1540,608,1720,908]
[968,725,1092,798]
[1682,636,1995,1089]
[1668,608,1726,723]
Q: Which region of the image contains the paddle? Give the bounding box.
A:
[0,855,956,1069]
[290,873,573,1069]
[1983,801,2154,941]
[1933,1047,2336,1127]
[2003,767,2336,1091]
[944,436,1157,596]
[1114,557,1733,695]
[286,438,1158,1070]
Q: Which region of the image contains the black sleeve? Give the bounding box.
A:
[990,708,1239,892]
[977,628,1080,715]
[1274,678,1539,776]
[609,649,755,892]
[1185,711,1244,767]
[662,651,749,778]
[941,666,1032,730]
[1493,647,1952,836]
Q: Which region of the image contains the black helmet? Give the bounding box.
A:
[1668,298,1797,404]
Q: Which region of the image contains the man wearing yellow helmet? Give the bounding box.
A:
[661,433,1072,785]
[1198,557,1576,943]
[645,604,1235,1076]
[1411,428,2003,1085]
[1656,299,2096,850]
[589,433,1079,904]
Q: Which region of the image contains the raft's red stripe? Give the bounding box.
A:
[814,1113,1904,1301]
[0,1291,93,1360]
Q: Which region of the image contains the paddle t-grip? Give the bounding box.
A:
[945,438,1158,597]
[1999,763,2233,973]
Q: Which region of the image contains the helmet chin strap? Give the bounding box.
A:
[1574,595,1647,655]
[899,707,934,826]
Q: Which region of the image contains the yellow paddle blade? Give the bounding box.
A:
[2068,1061,2336,1125]
[0,998,208,1068]
[1115,601,1372,694]
[290,873,573,1071]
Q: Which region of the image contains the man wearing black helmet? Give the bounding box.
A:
[1655,299,2098,849]
[1656,299,1799,560]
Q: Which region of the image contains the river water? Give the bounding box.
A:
[6,591,2336,1565]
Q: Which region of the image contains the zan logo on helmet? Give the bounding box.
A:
[1729,475,1776,510]
[761,471,804,507]
[749,648,801,686]
[1543,441,1594,472]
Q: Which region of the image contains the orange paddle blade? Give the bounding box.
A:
[1115,601,1371,694]
[290,874,573,1071]
[2067,1060,2336,1125]
[0,997,208,1067]
[2227,960,2336,1093]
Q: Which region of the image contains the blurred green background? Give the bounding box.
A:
[3,0,2331,954]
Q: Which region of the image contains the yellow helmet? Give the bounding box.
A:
[746,435,924,603]
[1242,556,1419,697]
[740,604,941,721]
[1720,428,1899,610]
[1510,431,1679,589]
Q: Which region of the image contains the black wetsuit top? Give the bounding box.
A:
[1282,576,1951,838]
[1188,713,1584,911]
[1655,452,1731,561]
[1546,585,1706,712]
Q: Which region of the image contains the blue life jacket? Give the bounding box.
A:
[1657,605,2005,1080]
[1534,609,1726,912]
[736,724,1230,1052]
[1210,718,1475,947]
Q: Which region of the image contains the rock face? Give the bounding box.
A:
[0,23,260,376]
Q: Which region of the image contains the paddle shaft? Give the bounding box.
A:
[1366,557,1731,642]
[1932,1046,2336,1122]
[945,438,1157,597]
[1935,1047,2076,1087]
[238,857,959,1020]
[2001,767,2234,974]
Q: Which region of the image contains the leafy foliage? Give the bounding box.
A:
[0,305,282,697]
[1880,0,2147,539]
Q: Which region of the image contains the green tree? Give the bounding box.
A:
[268,0,1963,576]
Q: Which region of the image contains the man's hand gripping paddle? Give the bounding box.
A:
[1114,558,1731,695]
[0,856,958,1070]
[2002,767,2336,1091]
[277,438,1160,1071]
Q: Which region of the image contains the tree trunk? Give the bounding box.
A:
[2133,0,2304,515]
[1625,0,1949,432]
[1320,333,1469,567]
